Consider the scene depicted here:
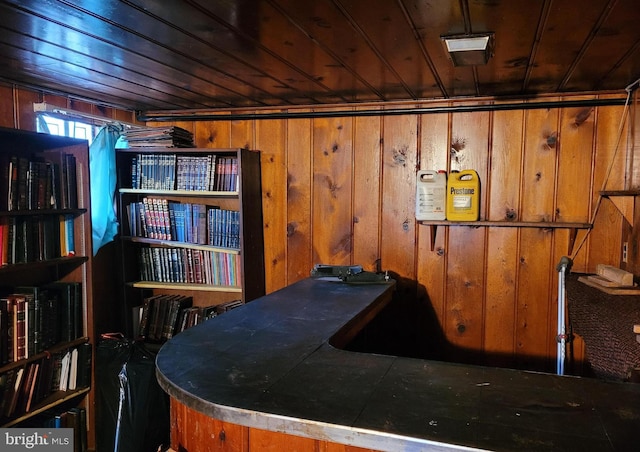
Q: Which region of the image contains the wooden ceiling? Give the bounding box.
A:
[2,0,640,112]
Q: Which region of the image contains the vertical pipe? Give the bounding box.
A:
[556,256,572,375]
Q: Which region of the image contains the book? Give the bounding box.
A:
[163,296,193,340]
[0,370,13,416]
[5,367,24,416]
[7,156,18,211]
[42,290,60,350]
[15,286,48,356]
[137,295,159,339]
[76,342,92,389]
[46,282,82,342]
[23,362,40,413]
[35,353,54,402]
[70,406,88,452]
[16,157,29,211]
[68,347,78,391]
[58,350,71,391]
[0,298,9,364]
[49,351,64,392]
[10,294,28,361]
[59,215,75,257]
[201,305,218,321]
[64,154,78,209]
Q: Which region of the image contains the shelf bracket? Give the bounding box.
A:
[567,228,578,256]
[608,196,635,226]
[430,225,438,251]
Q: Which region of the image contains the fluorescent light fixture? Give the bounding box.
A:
[441,33,494,66]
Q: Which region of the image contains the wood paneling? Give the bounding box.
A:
[312,113,354,266]
[287,114,313,282]
[178,94,630,372]
[2,2,640,110]
[352,111,382,272]
[257,115,288,293]
[4,82,630,372]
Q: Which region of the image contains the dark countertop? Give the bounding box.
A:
[156,277,640,451]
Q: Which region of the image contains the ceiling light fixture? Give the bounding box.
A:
[441,33,494,67]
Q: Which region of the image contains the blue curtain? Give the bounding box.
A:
[90,124,122,255]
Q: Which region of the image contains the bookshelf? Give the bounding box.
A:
[0,127,94,448]
[115,147,265,341]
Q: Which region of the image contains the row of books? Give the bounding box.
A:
[129,153,238,192]
[0,215,75,265]
[1,153,78,212]
[135,295,243,343]
[0,343,91,419]
[138,247,241,286]
[41,406,88,452]
[122,125,194,148]
[126,199,240,249]
[0,283,83,364]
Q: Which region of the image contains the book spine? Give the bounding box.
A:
[137,296,155,339]
[8,157,18,211]
[12,295,27,361]
[65,154,78,209]
[64,215,75,256]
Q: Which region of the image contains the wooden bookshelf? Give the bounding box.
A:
[0,127,94,448]
[116,147,265,341]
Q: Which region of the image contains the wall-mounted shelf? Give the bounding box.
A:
[419,220,592,254]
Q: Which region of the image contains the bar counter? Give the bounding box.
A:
[156,277,640,451]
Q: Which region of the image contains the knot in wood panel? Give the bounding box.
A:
[325,176,339,198]
[573,107,593,127]
[544,131,558,149]
[392,145,409,166]
[287,222,296,237]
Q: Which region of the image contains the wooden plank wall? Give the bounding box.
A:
[159,95,629,373]
[0,82,138,131]
[1,81,631,373]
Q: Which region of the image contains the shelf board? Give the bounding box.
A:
[417,220,592,228]
[600,190,640,196]
[2,387,91,428]
[0,337,89,374]
[122,236,240,254]
[130,281,242,292]
[419,220,592,254]
[119,188,238,197]
[115,147,242,154]
[0,208,87,217]
[0,256,88,274]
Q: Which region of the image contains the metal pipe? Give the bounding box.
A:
[138,97,627,122]
[556,256,573,376]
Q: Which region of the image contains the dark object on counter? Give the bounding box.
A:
[310,264,389,284]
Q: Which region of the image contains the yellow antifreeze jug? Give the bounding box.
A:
[446,169,480,221]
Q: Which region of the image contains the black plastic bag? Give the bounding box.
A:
[96,334,169,452]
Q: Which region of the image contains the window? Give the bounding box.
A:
[36,113,100,144]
